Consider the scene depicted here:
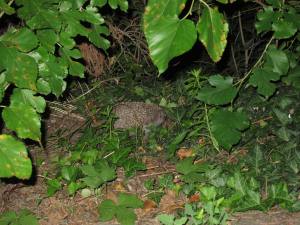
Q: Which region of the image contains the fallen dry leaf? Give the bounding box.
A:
[159,190,187,213]
[188,193,200,203]
[176,148,194,160]
[143,199,157,213]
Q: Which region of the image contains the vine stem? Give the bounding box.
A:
[204,104,219,152]
[234,36,274,91]
[0,0,15,19]
[181,0,195,20]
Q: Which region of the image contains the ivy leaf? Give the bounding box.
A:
[0,28,38,52]
[10,88,46,113]
[197,7,229,62]
[0,0,15,15]
[0,47,37,91]
[118,193,144,208]
[2,104,41,141]
[143,0,196,74]
[249,68,281,98]
[0,135,32,179]
[210,110,249,149]
[196,75,237,105]
[98,200,116,221]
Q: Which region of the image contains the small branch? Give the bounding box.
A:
[234,36,274,90]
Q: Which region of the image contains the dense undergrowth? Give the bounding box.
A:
[1,0,300,224]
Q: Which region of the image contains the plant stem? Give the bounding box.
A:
[0,0,15,19]
[204,104,219,152]
[181,0,195,20]
[234,36,274,90]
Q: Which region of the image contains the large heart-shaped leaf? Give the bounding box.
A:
[0,135,32,179]
[197,7,229,62]
[144,17,197,74]
[210,110,249,149]
[143,0,196,74]
[196,75,237,105]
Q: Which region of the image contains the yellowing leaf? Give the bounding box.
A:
[197,7,229,62]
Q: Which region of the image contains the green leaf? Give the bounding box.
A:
[0,28,38,52]
[36,78,51,95]
[36,29,58,53]
[275,127,292,141]
[10,88,46,113]
[0,135,32,179]
[174,217,188,225]
[167,131,188,156]
[272,20,297,39]
[200,186,217,201]
[0,211,18,224]
[0,73,8,102]
[98,199,116,221]
[91,0,107,7]
[118,193,144,208]
[283,65,300,89]
[197,7,229,62]
[265,47,289,75]
[255,7,281,33]
[196,75,237,105]
[143,0,196,74]
[3,104,41,141]
[227,172,247,195]
[266,0,282,8]
[81,162,116,188]
[145,17,196,74]
[210,110,249,149]
[157,214,175,225]
[249,68,281,98]
[47,179,62,196]
[176,158,209,176]
[88,25,110,50]
[0,0,15,15]
[115,206,136,225]
[61,166,79,182]
[0,47,38,90]
[108,0,128,11]
[27,9,61,31]
[18,209,39,225]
